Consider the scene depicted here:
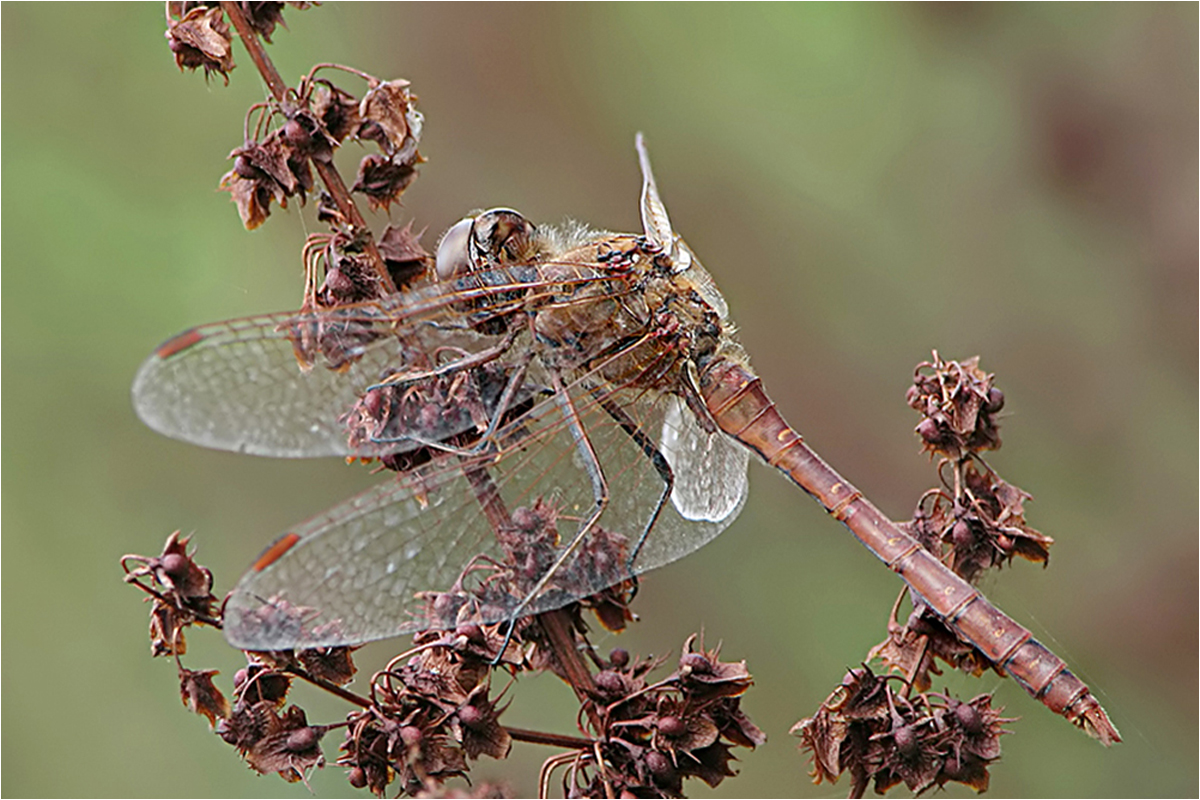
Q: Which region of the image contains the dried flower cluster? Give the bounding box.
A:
[168,0,428,317]
[558,634,765,798]
[794,667,1013,797]
[122,531,762,796]
[217,66,422,229]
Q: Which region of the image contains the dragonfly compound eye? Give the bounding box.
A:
[470,208,538,267]
[434,216,475,280]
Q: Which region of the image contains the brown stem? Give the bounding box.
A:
[219,1,396,294]
[285,666,372,709]
[220,2,287,99]
[506,726,594,749]
[537,609,600,698]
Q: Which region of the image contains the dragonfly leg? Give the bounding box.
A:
[501,371,611,631]
[364,325,521,393]
[588,388,674,600]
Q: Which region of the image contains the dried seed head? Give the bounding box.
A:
[892,724,920,760]
[594,669,626,696]
[645,750,676,784]
[352,154,417,213]
[458,704,486,731]
[915,416,944,445]
[985,386,1005,413]
[285,726,319,753]
[160,552,189,580]
[905,384,920,407]
[609,647,630,668]
[165,5,234,82]
[283,117,312,152]
[909,353,1004,456]
[679,652,712,675]
[357,79,416,157]
[955,700,984,734]
[657,715,686,737]
[950,519,975,549]
[233,154,258,179]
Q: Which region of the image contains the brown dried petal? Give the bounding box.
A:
[663,712,720,754]
[298,646,357,686]
[879,733,942,794]
[938,752,991,792]
[179,667,230,727]
[240,1,287,43]
[219,170,272,229]
[236,665,292,707]
[956,695,1011,761]
[583,584,635,633]
[149,597,189,657]
[244,705,326,780]
[166,5,234,82]
[377,221,429,289]
[677,741,738,788]
[677,634,753,697]
[312,81,361,144]
[457,703,512,761]
[231,135,298,196]
[415,735,469,782]
[155,532,215,604]
[319,250,384,306]
[357,79,413,157]
[219,700,264,749]
[792,710,848,784]
[446,622,525,668]
[352,154,417,213]
[712,701,767,748]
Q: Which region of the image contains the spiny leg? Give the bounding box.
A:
[496,370,611,649]
[588,387,674,601]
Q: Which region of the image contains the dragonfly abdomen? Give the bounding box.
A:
[698,357,1120,744]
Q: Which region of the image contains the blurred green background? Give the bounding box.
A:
[3,3,1196,797]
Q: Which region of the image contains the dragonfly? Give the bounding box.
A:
[133,135,1115,743]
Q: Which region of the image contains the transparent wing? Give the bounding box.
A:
[660,395,749,523]
[224,334,749,650]
[132,266,605,459]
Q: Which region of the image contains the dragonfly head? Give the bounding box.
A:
[435,208,539,280]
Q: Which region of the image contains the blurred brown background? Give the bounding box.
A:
[3,4,1195,797]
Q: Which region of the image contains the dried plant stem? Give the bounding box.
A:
[219,1,396,294]
[506,727,593,749]
[284,667,372,709]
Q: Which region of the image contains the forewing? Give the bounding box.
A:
[133,269,558,459]
[134,307,398,458]
[660,394,749,523]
